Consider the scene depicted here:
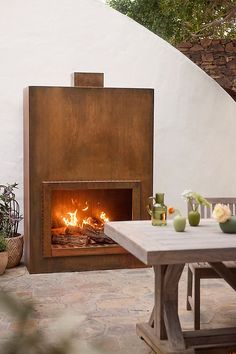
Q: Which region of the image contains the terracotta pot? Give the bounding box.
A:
[0,251,8,275]
[5,234,24,268]
[188,211,200,227]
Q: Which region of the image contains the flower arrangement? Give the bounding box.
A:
[212,204,236,234]
[182,190,211,226]
[212,204,231,223]
[182,190,211,212]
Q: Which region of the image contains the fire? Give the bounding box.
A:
[100,211,109,223]
[63,209,78,227]
[82,218,89,227]
[62,204,109,228]
[82,201,89,212]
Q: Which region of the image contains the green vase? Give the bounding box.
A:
[147,193,167,226]
[188,211,200,226]
[219,216,236,234]
[173,215,186,232]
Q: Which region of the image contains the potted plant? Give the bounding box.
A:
[0,234,8,274]
[0,183,23,268]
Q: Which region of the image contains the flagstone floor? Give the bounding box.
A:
[0,264,236,353]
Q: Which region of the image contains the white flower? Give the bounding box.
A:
[181,189,193,200]
[212,204,231,223]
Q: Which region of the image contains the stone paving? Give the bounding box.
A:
[0,264,236,353]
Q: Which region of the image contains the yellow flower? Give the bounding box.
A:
[212,204,231,223]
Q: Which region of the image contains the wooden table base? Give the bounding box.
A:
[137,322,194,354]
[137,322,236,354]
[137,264,236,354]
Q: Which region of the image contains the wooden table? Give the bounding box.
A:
[104,220,236,354]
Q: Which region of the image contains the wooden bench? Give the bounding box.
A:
[186,197,236,330]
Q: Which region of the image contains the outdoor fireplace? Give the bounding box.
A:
[24,72,153,273]
[43,180,140,257]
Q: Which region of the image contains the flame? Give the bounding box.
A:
[63,209,78,227]
[82,201,89,212]
[100,211,109,223]
[62,206,109,228]
[82,217,90,227]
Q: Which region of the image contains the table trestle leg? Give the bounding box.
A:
[137,263,195,354]
[154,265,167,339]
[163,264,186,351]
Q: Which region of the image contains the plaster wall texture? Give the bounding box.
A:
[0,0,235,230]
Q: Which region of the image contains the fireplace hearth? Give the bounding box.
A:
[24,72,153,273]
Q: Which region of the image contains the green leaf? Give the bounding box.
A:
[106,0,236,44]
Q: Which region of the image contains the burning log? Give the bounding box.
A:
[65,225,83,235]
[51,208,115,247]
[84,216,102,228]
[52,234,89,246]
[83,224,115,244]
[51,226,89,246]
[51,223,115,246]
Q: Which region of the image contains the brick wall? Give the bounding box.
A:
[177,39,236,94]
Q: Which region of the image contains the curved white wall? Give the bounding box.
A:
[0,0,235,224]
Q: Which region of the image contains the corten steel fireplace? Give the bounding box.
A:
[24,73,154,274]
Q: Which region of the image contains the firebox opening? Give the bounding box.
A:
[51,189,132,249]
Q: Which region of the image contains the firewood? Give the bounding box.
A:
[85,217,103,227]
[52,234,89,246]
[65,225,83,235]
[83,224,115,244]
[51,223,116,246]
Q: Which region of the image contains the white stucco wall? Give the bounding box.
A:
[0,0,235,226]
